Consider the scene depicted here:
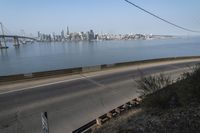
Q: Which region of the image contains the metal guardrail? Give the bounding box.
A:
[72,120,96,133]
[72,98,141,133]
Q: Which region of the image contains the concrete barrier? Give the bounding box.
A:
[0,67,82,83]
[34,67,82,77]
[82,65,101,73]
[1,56,200,83]
[24,73,33,78]
[0,74,25,82]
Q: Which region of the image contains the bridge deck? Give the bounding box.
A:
[0,35,37,40]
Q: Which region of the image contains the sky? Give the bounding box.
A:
[0,0,200,36]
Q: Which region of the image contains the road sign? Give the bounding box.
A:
[41,112,49,133]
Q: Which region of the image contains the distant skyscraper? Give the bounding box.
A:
[37,31,41,38]
[61,30,65,39]
[89,30,95,41]
[67,26,70,35]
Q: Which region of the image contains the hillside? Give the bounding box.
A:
[93,65,200,133]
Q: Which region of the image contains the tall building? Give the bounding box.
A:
[37,31,41,38]
[67,26,70,35]
[61,30,65,39]
[89,30,95,41]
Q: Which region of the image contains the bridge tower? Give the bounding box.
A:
[13,36,20,46]
[0,22,8,49]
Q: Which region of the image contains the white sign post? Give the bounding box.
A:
[41,112,49,133]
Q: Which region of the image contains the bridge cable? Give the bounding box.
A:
[3,26,12,35]
[124,0,200,33]
[1,24,12,35]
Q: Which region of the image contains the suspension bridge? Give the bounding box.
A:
[0,22,37,49]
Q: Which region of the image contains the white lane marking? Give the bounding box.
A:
[0,71,121,95]
[80,74,106,88]
[0,77,85,95]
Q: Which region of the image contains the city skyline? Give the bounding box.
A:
[0,0,200,36]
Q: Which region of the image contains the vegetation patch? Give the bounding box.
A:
[93,65,200,133]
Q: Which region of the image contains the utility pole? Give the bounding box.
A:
[0,22,8,48]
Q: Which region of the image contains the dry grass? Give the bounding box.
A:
[93,65,200,133]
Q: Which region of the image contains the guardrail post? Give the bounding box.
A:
[123,104,128,110]
[115,108,121,114]
[130,100,135,105]
[106,112,112,118]
[96,118,102,126]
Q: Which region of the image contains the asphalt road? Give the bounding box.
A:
[0,60,200,133]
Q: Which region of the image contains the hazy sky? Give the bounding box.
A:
[0,0,200,36]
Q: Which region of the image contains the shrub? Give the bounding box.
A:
[136,64,200,109]
[141,86,180,109]
[136,73,172,96]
